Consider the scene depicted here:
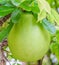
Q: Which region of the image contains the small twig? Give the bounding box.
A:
[0,44,6,65]
[2,40,8,47]
[0,40,9,65]
[0,14,11,26]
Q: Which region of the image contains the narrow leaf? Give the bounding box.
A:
[11,0,25,6]
[51,8,59,25]
[42,19,56,35]
[11,8,22,23]
[20,1,31,11]
[0,6,15,18]
[0,22,14,42]
[37,0,51,14]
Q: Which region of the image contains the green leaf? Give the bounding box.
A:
[4,2,15,7]
[25,0,34,3]
[56,30,59,43]
[31,1,40,13]
[0,6,15,18]
[0,0,14,7]
[20,0,40,13]
[20,1,31,11]
[0,0,13,6]
[0,0,5,4]
[0,22,14,42]
[11,0,34,7]
[50,42,59,62]
[10,0,25,6]
[37,0,51,14]
[47,13,55,24]
[11,8,22,23]
[37,10,46,21]
[51,8,59,25]
[0,0,9,4]
[42,19,56,35]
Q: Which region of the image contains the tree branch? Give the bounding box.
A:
[0,14,11,26]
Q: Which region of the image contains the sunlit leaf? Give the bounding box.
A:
[42,19,56,35]
[37,10,46,22]
[37,0,51,14]
[51,8,59,25]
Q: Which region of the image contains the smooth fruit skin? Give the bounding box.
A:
[8,13,50,62]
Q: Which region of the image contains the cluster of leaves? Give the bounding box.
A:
[47,0,59,63]
[0,0,40,42]
[0,0,57,41]
[50,30,59,63]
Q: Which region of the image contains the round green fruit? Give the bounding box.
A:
[8,13,50,62]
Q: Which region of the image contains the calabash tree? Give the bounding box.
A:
[0,0,59,65]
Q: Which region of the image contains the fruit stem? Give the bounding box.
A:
[38,60,42,65]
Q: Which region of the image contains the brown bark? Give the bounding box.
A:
[0,14,11,26]
[0,40,8,65]
[0,59,6,65]
[0,44,6,65]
